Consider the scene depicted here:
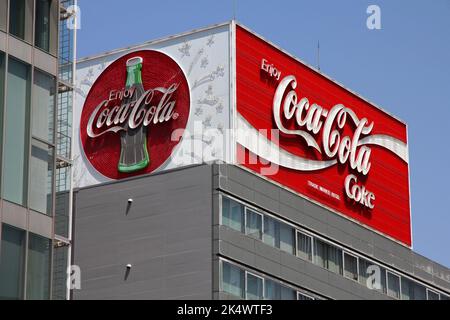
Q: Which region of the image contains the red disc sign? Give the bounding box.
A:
[80,50,190,179]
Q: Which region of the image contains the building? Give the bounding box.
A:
[0,0,76,300]
[72,22,450,300]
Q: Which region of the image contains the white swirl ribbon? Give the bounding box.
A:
[358,135,409,163]
[236,114,409,173]
[236,114,338,171]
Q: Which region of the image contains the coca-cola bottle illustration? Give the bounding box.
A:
[118,56,150,173]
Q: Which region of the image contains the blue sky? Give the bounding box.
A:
[77,0,450,267]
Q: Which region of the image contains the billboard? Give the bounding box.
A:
[74,22,411,246]
[235,25,411,246]
[74,23,232,187]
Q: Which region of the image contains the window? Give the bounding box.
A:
[263,216,279,248]
[33,70,55,143]
[27,233,51,300]
[29,140,54,215]
[264,279,280,300]
[426,289,439,300]
[297,292,314,300]
[35,0,51,51]
[358,258,386,293]
[280,285,296,300]
[387,271,400,299]
[222,197,244,233]
[314,238,343,275]
[343,252,358,281]
[0,0,7,31]
[3,58,30,206]
[401,277,426,300]
[264,279,296,300]
[296,230,312,261]
[9,0,26,39]
[246,272,264,300]
[279,223,295,255]
[222,261,244,298]
[245,209,263,240]
[0,224,26,300]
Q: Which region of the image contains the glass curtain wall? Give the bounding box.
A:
[3,58,30,206]
[0,224,26,300]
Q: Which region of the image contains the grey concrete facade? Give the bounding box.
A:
[73,165,214,299]
[73,164,450,300]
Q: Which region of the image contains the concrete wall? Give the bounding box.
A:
[73,165,214,300]
[213,164,450,299]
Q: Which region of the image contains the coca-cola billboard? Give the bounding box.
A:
[74,25,232,187]
[236,26,412,246]
[79,50,190,179]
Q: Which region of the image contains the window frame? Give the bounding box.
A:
[245,271,265,300]
[31,67,57,146]
[297,291,315,300]
[386,270,401,299]
[220,194,245,233]
[220,259,245,299]
[244,207,264,240]
[8,0,33,44]
[343,251,359,282]
[2,56,31,206]
[426,288,440,300]
[295,229,313,262]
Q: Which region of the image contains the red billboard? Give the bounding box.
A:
[80,50,190,180]
[236,26,411,246]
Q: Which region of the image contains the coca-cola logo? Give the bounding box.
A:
[80,50,190,179]
[273,75,373,176]
[270,74,407,209]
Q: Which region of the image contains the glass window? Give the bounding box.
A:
[296,231,312,261]
[33,70,55,143]
[297,292,314,300]
[9,0,26,39]
[246,273,263,300]
[27,233,51,300]
[0,224,26,300]
[0,0,7,31]
[222,261,244,298]
[427,289,439,300]
[55,168,71,237]
[222,197,244,233]
[279,223,295,255]
[245,209,262,240]
[35,0,51,52]
[29,139,54,215]
[314,239,343,275]
[343,252,358,281]
[3,58,30,206]
[264,279,280,300]
[387,271,400,299]
[263,216,279,248]
[280,285,296,300]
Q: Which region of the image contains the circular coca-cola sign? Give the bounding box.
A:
[80,50,190,179]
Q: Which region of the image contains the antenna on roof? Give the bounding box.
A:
[317,40,321,71]
[233,0,237,20]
